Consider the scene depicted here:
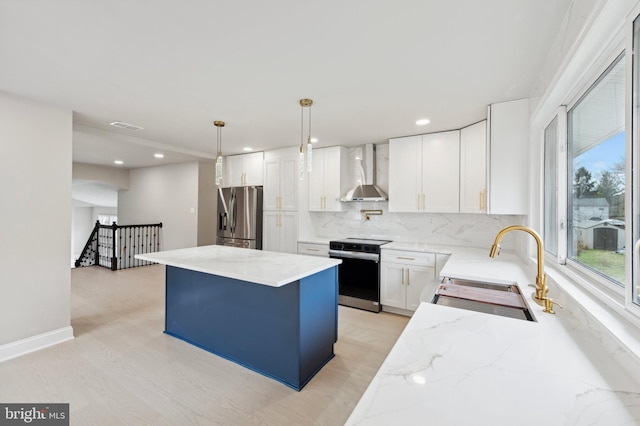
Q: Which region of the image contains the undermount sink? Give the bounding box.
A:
[431,277,535,322]
[442,277,518,292]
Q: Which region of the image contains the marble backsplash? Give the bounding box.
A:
[310,205,526,250]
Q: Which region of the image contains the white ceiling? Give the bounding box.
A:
[0,0,573,171]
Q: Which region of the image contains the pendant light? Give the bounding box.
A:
[299,98,313,180]
[214,120,225,186]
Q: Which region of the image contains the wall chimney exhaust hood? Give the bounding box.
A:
[341,144,388,202]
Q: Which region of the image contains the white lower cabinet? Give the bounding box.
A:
[297,242,329,257]
[263,211,298,254]
[381,250,436,312]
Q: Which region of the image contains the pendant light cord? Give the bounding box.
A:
[307,105,311,143]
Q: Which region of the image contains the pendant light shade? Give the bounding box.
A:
[214,120,225,186]
[299,98,313,180]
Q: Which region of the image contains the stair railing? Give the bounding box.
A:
[75,221,163,271]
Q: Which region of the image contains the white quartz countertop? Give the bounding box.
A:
[346,247,640,425]
[135,245,340,287]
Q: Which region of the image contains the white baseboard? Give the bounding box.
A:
[381,305,414,317]
[0,326,74,363]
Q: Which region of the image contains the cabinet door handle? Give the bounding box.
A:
[401,267,405,285]
[397,256,415,261]
[479,189,486,211]
[407,269,410,285]
[422,193,426,211]
[417,194,421,211]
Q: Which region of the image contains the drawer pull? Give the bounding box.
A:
[306,248,320,252]
[396,256,415,260]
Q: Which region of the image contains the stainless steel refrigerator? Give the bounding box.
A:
[217,186,263,249]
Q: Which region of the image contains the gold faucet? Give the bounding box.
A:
[489,225,561,314]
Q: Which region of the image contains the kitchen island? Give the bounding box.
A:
[136,245,341,391]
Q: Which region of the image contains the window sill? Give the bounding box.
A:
[544,261,640,383]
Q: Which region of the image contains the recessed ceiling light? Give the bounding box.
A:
[416,119,430,125]
[242,147,253,152]
[310,138,318,143]
[114,160,124,165]
[154,153,164,158]
[109,121,144,131]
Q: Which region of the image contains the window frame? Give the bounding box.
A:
[627,11,639,311]
[542,107,568,265]
[544,45,635,312]
[565,50,627,294]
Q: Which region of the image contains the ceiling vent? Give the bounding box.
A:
[109,121,144,131]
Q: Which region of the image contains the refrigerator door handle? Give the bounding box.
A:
[230,189,237,234]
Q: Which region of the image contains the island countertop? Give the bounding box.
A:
[346,247,640,425]
[136,245,341,287]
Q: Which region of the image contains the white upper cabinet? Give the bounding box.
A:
[224,152,264,187]
[388,136,423,212]
[389,131,460,213]
[308,146,349,212]
[459,121,487,213]
[263,148,298,211]
[422,131,460,213]
[488,99,529,215]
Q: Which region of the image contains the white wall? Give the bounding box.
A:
[73,162,129,190]
[0,92,73,350]
[118,162,204,250]
[71,207,94,263]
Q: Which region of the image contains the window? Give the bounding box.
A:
[633,16,640,305]
[567,54,626,286]
[542,8,640,319]
[98,214,118,225]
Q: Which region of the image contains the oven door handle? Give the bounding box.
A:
[328,249,379,262]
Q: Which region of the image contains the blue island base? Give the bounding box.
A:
[164,265,339,391]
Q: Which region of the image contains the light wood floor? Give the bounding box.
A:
[0,265,409,425]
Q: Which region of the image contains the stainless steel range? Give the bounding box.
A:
[328,238,391,312]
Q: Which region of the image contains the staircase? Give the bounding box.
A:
[75,221,163,270]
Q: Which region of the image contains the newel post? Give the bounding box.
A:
[110,221,118,271]
[94,220,100,266]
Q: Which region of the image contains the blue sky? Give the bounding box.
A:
[573,132,625,179]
